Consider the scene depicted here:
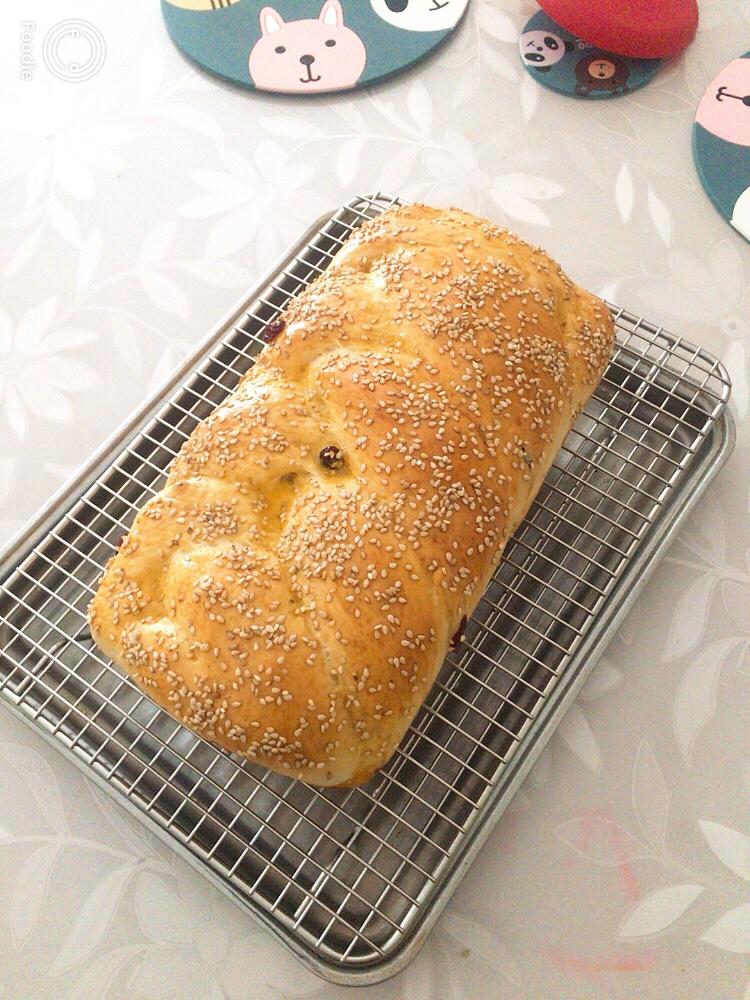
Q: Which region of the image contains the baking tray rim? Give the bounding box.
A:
[0,200,737,986]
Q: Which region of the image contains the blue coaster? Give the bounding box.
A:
[693,52,750,243]
[518,10,661,99]
[162,0,470,95]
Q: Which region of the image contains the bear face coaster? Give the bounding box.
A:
[162,0,470,95]
[519,10,661,99]
[693,52,750,244]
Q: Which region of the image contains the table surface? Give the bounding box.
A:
[1,2,749,998]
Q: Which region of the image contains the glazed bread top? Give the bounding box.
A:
[89,204,614,786]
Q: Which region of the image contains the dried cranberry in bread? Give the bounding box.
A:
[89,204,614,786]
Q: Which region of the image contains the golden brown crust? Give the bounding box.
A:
[89,204,614,786]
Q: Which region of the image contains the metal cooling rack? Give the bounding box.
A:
[0,195,734,984]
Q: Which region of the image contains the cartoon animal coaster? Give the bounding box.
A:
[519,10,660,100]
[161,0,470,96]
[693,52,750,243]
[249,1,366,92]
[369,0,469,33]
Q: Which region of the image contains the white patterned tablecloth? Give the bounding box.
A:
[0,1,748,998]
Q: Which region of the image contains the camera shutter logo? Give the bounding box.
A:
[43,19,106,82]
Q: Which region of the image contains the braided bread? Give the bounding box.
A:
[89,204,614,786]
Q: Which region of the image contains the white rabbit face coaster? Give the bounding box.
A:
[162,0,470,95]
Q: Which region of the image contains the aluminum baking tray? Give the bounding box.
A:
[0,194,735,985]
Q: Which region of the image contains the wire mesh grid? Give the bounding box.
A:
[0,194,734,983]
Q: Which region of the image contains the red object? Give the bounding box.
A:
[538,0,699,59]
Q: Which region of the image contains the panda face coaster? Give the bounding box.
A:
[693,52,750,243]
[162,0,470,95]
[519,10,661,99]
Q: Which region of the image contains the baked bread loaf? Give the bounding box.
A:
[89,204,614,787]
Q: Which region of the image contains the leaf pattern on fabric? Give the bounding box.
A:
[618,885,704,939]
